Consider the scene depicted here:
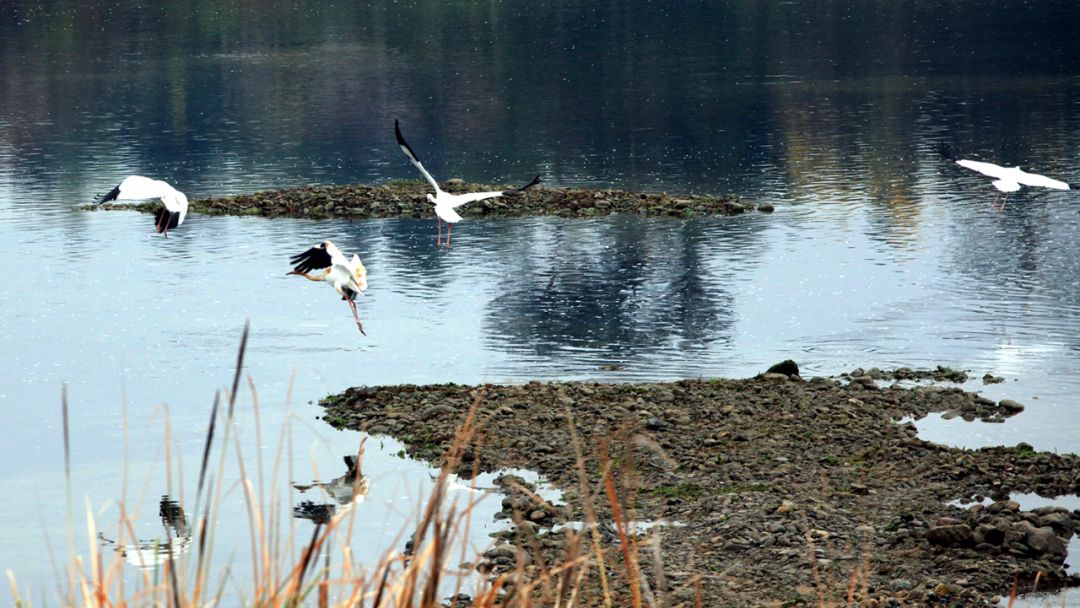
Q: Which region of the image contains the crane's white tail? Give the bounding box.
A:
[94,184,121,205]
[937,143,960,162]
[351,254,368,283]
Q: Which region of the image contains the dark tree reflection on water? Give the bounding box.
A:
[483,217,768,362]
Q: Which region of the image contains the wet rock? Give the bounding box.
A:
[94,182,752,221]
[1025,527,1066,559]
[419,404,457,420]
[1033,509,1075,536]
[850,376,879,390]
[889,579,913,592]
[973,523,1006,546]
[484,545,517,561]
[998,399,1025,415]
[764,359,800,377]
[315,372,1080,607]
[927,524,974,547]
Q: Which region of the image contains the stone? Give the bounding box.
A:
[765,359,800,377]
[927,524,974,547]
[974,523,1005,546]
[1036,511,1075,536]
[890,579,913,592]
[419,404,456,420]
[485,545,517,560]
[998,399,1025,414]
[850,376,879,390]
[1024,526,1066,558]
[645,417,667,431]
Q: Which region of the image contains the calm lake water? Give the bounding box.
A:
[3,0,1080,602]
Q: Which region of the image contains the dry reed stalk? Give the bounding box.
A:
[62,384,76,607]
[804,527,826,608]
[603,470,641,608]
[565,409,614,608]
[7,570,23,606]
[27,323,675,608]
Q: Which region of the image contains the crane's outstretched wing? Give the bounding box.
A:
[450,190,505,207]
[449,175,542,207]
[395,120,441,193]
[289,246,334,274]
[94,184,122,205]
[1016,170,1070,190]
[956,159,1010,180]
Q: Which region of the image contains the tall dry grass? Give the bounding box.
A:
[5,324,674,608]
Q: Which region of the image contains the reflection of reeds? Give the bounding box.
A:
[8,325,677,607]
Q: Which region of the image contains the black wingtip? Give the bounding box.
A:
[94,184,121,205]
[513,174,541,193]
[395,119,423,164]
[937,142,959,162]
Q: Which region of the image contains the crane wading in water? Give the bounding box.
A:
[94,175,189,237]
[395,120,540,248]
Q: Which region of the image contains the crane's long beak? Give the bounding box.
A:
[285,270,300,276]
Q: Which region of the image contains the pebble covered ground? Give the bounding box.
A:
[319,365,1080,607]
[89,179,765,219]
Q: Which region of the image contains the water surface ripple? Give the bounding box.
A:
[4,0,1080,601]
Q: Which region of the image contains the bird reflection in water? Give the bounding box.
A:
[98,495,191,570]
[292,455,370,524]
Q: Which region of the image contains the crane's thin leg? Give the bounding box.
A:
[992,192,1001,210]
[286,270,327,282]
[445,223,452,249]
[347,299,365,335]
[999,194,1010,211]
[161,210,175,238]
[437,217,443,248]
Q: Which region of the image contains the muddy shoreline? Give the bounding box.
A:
[87,180,765,220]
[320,367,1080,606]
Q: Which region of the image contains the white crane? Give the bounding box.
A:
[939,144,1075,210]
[395,120,540,248]
[94,175,189,237]
[287,240,368,335]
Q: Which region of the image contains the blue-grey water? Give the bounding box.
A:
[3,0,1080,603]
